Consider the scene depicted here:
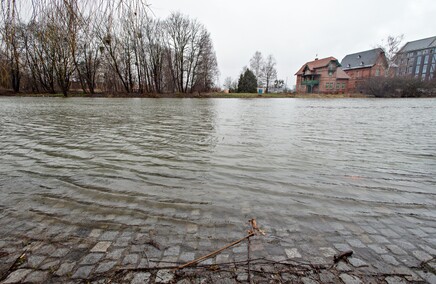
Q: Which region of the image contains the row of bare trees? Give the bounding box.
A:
[0,0,219,95]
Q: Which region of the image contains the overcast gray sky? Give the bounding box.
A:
[151,0,436,87]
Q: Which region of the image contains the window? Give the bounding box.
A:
[375,69,380,76]
[336,83,340,89]
[415,65,420,75]
[342,83,346,89]
[424,55,429,64]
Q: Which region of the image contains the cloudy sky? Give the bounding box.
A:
[151,0,436,87]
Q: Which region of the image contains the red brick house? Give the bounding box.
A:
[340,48,388,92]
[295,57,350,94]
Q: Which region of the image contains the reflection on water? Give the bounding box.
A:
[0,98,435,234]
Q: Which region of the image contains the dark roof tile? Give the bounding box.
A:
[341,48,384,70]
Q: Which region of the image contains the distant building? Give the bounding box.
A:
[341,48,388,92]
[295,57,350,94]
[395,36,436,81]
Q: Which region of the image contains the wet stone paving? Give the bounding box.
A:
[0,211,435,284]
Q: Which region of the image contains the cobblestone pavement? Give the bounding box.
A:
[0,211,435,283]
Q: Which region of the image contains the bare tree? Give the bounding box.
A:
[223,76,232,90]
[262,54,277,93]
[249,51,264,87]
[163,12,218,93]
[377,34,404,73]
[0,0,21,92]
[1,0,218,95]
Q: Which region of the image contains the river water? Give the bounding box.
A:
[0,98,435,238]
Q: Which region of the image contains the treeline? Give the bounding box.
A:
[362,77,436,98]
[0,0,219,96]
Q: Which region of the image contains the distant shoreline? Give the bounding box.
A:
[0,91,373,99]
[2,90,436,98]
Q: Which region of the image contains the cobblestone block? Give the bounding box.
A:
[91,242,112,253]
[131,272,151,284]
[26,255,45,268]
[137,257,149,268]
[236,272,248,282]
[336,262,352,272]
[412,250,432,262]
[371,235,390,244]
[319,271,337,283]
[179,252,195,262]
[114,237,131,247]
[216,254,229,263]
[186,224,198,234]
[3,269,32,283]
[50,248,70,258]
[421,227,436,234]
[419,244,436,255]
[368,244,388,254]
[130,244,147,253]
[339,273,362,284]
[301,277,318,284]
[36,244,56,255]
[232,245,247,254]
[386,244,407,255]
[89,229,102,238]
[319,247,336,258]
[409,228,427,238]
[394,240,416,250]
[416,270,436,284]
[156,269,174,283]
[333,243,352,252]
[40,259,60,270]
[348,257,368,268]
[99,231,119,241]
[106,248,125,260]
[72,265,94,279]
[95,261,117,273]
[164,246,180,256]
[346,239,366,248]
[285,248,301,259]
[361,225,378,234]
[385,276,408,284]
[55,262,76,276]
[24,270,49,283]
[123,254,139,266]
[379,229,400,239]
[381,254,399,265]
[80,253,104,265]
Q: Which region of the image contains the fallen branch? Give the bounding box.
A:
[176,232,255,270]
[176,218,265,270]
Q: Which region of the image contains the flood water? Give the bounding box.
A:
[0,97,435,236]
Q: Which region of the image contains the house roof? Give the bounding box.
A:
[336,68,350,80]
[399,36,436,53]
[340,48,384,70]
[295,56,338,75]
